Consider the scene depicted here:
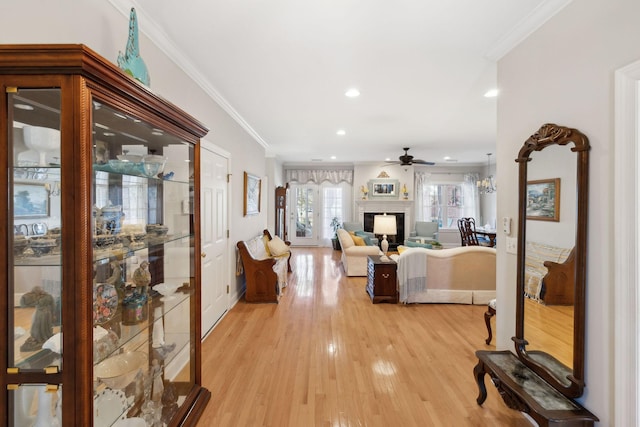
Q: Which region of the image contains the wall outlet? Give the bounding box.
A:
[506,237,517,254]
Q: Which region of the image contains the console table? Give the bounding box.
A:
[474,350,598,426]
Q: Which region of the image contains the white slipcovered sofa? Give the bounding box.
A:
[336,228,382,276]
[391,246,496,304]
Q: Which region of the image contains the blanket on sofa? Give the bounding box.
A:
[396,248,429,302]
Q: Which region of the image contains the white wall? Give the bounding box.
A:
[0,0,270,302]
[496,0,640,423]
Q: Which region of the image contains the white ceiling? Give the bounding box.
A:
[112,0,570,166]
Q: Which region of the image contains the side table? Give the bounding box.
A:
[366,255,398,303]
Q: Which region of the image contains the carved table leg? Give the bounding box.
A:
[473,359,488,405]
[484,306,496,345]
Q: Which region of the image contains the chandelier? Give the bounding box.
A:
[477,153,496,194]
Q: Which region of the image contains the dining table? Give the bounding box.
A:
[475,227,497,247]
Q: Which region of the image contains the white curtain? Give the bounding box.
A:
[463,172,480,219]
[285,168,353,185]
[414,172,432,221]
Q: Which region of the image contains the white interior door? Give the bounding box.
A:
[289,184,319,246]
[200,144,229,337]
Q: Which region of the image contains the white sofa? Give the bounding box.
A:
[391,246,496,304]
[336,228,382,276]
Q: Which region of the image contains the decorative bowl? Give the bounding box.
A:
[153,282,181,299]
[117,154,143,163]
[22,125,61,166]
[141,155,166,177]
[94,351,148,389]
[146,224,169,236]
[29,238,57,256]
[94,234,117,248]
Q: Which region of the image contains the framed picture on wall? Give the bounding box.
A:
[368,179,400,199]
[526,178,560,221]
[244,171,261,216]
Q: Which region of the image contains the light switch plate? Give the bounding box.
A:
[506,237,517,254]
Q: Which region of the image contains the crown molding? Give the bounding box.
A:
[108,0,269,150]
[484,0,573,61]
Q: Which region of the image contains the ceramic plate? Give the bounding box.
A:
[94,388,127,427]
[93,283,118,325]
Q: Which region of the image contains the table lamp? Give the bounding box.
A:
[373,213,397,255]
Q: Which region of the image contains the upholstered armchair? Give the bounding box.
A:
[406,221,439,244]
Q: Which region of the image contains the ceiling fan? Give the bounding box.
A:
[386,147,435,166]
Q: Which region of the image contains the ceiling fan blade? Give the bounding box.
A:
[412,159,436,165]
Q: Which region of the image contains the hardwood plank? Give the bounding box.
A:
[198,247,530,426]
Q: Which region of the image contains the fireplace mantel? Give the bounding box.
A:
[355,200,414,239]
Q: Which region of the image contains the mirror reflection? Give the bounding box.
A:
[523,144,576,370]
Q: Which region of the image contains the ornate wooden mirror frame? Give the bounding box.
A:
[514,123,589,398]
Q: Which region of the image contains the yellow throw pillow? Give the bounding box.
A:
[267,236,290,256]
[262,235,272,256]
[397,245,407,254]
[351,234,366,246]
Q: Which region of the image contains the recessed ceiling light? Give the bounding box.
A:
[443,156,451,160]
[484,89,499,98]
[330,155,336,160]
[385,158,391,162]
[336,129,346,136]
[345,88,360,98]
[14,103,34,111]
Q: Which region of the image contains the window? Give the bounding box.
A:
[322,186,343,239]
[419,181,478,229]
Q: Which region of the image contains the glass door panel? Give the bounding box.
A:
[91,99,195,423]
[10,384,62,426]
[290,185,317,245]
[9,88,63,371]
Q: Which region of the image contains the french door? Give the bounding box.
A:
[289,184,319,246]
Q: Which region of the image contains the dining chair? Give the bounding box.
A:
[458,217,480,246]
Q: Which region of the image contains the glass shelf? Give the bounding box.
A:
[93,163,193,185]
[93,290,191,367]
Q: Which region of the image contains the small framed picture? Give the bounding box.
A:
[368,179,400,199]
[14,183,50,218]
[243,172,261,216]
[526,178,560,221]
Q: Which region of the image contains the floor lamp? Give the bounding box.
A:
[373,213,397,256]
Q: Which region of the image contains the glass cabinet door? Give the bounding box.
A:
[91,100,196,425]
[8,87,64,426]
[10,88,63,370]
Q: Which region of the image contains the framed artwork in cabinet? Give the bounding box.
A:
[14,182,50,218]
[244,171,261,216]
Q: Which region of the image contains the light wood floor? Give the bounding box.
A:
[198,247,531,426]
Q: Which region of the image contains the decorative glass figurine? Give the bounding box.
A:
[117,8,150,86]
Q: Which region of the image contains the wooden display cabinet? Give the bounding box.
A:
[0,45,210,426]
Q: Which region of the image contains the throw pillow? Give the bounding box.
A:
[262,234,272,256]
[351,234,366,246]
[354,231,373,246]
[267,236,290,257]
[406,240,433,249]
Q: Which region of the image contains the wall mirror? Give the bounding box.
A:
[514,123,589,398]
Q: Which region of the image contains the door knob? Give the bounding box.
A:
[201,252,206,258]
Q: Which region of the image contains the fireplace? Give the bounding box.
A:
[363,212,405,250]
